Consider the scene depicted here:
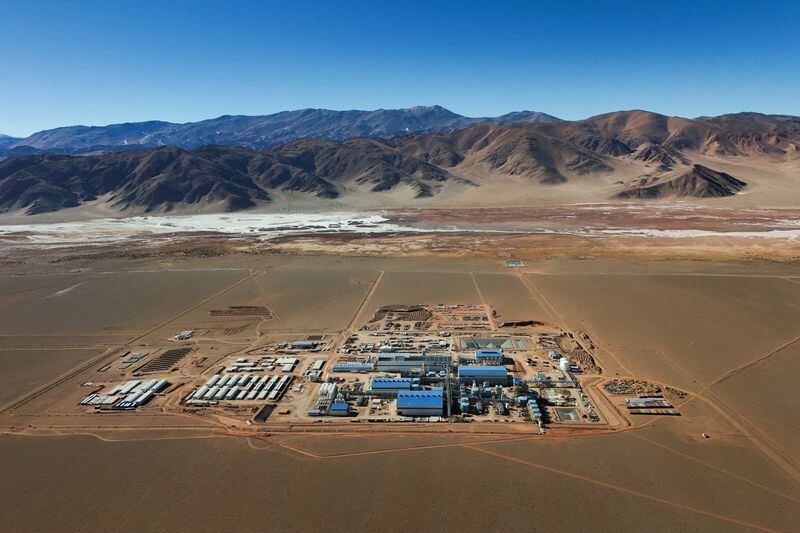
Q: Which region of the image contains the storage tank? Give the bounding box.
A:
[559,358,571,372]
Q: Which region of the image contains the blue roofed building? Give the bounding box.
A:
[329,401,350,416]
[396,389,443,417]
[457,365,509,384]
[368,377,415,395]
[475,349,504,364]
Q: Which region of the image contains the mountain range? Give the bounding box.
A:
[0,106,557,155]
[1,108,799,216]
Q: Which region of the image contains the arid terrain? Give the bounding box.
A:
[3,110,800,217]
[4,0,799,528]
[1,206,799,532]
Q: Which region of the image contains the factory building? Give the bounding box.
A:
[457,365,509,384]
[368,377,416,395]
[374,353,423,374]
[329,401,350,416]
[396,389,444,417]
[375,352,451,376]
[331,361,374,373]
[290,340,321,350]
[475,349,503,364]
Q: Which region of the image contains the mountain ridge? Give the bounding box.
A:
[2,109,799,216]
[4,106,560,154]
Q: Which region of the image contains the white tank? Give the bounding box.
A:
[559,358,571,372]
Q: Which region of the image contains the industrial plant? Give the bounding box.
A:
[69,303,681,431]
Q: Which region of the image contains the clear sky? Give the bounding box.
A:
[1,0,798,137]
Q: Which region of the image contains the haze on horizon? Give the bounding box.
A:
[2,0,799,137]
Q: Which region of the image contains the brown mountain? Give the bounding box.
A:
[0,140,463,215]
[615,164,748,199]
[392,123,613,184]
[1,110,798,215]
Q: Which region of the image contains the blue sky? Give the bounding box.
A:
[1,0,798,136]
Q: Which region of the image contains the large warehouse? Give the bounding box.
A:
[368,377,415,395]
[475,349,504,364]
[457,365,509,384]
[396,389,443,417]
[331,361,374,373]
[374,353,424,374]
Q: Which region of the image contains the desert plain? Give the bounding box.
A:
[1,205,799,532]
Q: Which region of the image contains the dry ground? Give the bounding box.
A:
[0,245,799,531]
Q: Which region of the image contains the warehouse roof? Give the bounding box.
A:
[290,341,318,348]
[370,378,413,389]
[458,365,508,377]
[376,353,420,361]
[330,402,348,411]
[475,349,503,358]
[331,362,374,371]
[397,389,443,409]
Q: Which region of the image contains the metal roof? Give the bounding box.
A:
[370,378,413,389]
[290,341,318,348]
[397,390,443,409]
[475,349,503,357]
[458,365,508,377]
[376,353,420,361]
[331,362,374,371]
[330,402,348,411]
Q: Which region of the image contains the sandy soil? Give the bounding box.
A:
[0,429,797,532]
[1,237,799,531]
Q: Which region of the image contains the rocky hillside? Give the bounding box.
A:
[0,140,465,215]
[615,165,748,199]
